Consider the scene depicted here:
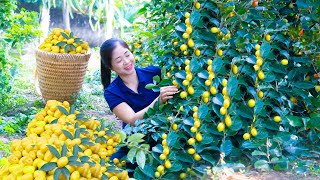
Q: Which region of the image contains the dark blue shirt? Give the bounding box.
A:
[104,66,161,128]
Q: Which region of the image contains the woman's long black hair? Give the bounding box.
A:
[100,38,129,90]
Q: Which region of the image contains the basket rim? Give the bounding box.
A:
[35,48,91,57]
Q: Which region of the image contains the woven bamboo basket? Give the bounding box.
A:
[35,49,91,104]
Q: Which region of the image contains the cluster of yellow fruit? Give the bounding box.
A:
[203,59,217,103]
[0,100,128,180]
[187,106,202,162]
[39,28,89,54]
[217,79,232,132]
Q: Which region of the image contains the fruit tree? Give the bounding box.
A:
[120,0,320,179]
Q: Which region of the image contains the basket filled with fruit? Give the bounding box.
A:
[36,28,91,104]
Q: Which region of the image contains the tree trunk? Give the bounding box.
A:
[105,0,114,39]
[62,0,71,30]
[40,4,50,43]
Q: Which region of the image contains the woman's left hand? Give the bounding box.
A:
[159,86,179,104]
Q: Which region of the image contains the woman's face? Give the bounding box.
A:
[110,42,135,76]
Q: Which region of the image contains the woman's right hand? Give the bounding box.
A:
[159,86,179,104]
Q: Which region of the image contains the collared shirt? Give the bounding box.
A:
[104,66,161,128]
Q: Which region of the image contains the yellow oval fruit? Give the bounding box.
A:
[185,12,190,18]
[274,116,281,122]
[223,99,230,109]
[186,27,193,34]
[182,33,189,39]
[172,123,178,130]
[217,122,225,132]
[232,65,238,74]
[194,120,200,128]
[193,106,198,112]
[222,87,228,96]
[225,115,232,127]
[70,171,80,180]
[187,86,194,95]
[258,91,264,98]
[187,148,195,155]
[243,133,251,140]
[185,59,190,65]
[67,38,74,44]
[193,153,201,161]
[210,86,217,95]
[281,59,288,65]
[196,133,202,142]
[251,128,258,137]
[258,71,265,80]
[248,99,256,108]
[205,80,211,86]
[186,74,193,81]
[195,49,201,56]
[157,165,164,173]
[220,107,227,115]
[165,160,172,169]
[159,154,166,160]
[255,44,260,50]
[265,34,271,41]
[195,2,201,9]
[202,91,210,98]
[188,39,194,48]
[255,50,260,57]
[182,80,189,86]
[217,49,223,56]
[256,57,263,66]
[207,59,213,65]
[253,65,260,71]
[57,157,69,168]
[222,79,228,87]
[180,91,188,98]
[180,44,187,51]
[179,172,187,179]
[190,126,197,133]
[162,133,167,139]
[154,171,161,178]
[188,138,196,145]
[211,27,220,33]
[208,73,215,80]
[163,147,170,155]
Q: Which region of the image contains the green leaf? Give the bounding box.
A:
[128,133,145,143]
[60,32,69,39]
[58,106,69,115]
[68,156,77,162]
[50,118,58,124]
[62,130,73,140]
[254,160,270,170]
[190,11,201,25]
[252,150,267,156]
[175,23,186,32]
[153,75,160,83]
[254,100,264,114]
[64,45,70,53]
[167,132,179,146]
[70,44,76,51]
[201,153,217,166]
[139,164,154,178]
[260,43,272,58]
[69,32,74,38]
[227,76,238,97]
[47,145,61,158]
[75,129,80,138]
[212,57,224,72]
[198,105,209,119]
[40,162,57,171]
[285,115,303,127]
[70,105,75,114]
[293,81,315,89]
[127,147,138,163]
[80,156,90,162]
[61,144,68,157]
[61,167,70,179]
[54,168,62,180]
[220,140,232,156]
[136,150,146,169]
[56,41,67,47]
[117,131,127,143]
[145,83,159,90]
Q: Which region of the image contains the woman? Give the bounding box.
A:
[100,38,178,128]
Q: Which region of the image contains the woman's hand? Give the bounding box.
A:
[159,86,179,104]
